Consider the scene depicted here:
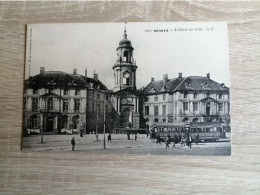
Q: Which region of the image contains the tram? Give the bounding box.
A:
[152,122,225,142]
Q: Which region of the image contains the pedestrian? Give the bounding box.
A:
[165,137,170,148]
[195,134,199,145]
[71,137,76,151]
[108,133,111,143]
[172,134,177,148]
[156,134,161,144]
[187,134,192,148]
[135,133,137,141]
[181,136,185,146]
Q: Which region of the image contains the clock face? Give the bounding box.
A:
[123,71,130,78]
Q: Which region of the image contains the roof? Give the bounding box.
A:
[143,76,229,94]
[25,71,108,90]
[81,76,107,90]
[176,76,229,92]
[142,77,185,94]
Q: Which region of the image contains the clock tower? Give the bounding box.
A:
[113,26,137,92]
[112,24,140,129]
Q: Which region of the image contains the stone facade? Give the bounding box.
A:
[111,28,141,129]
[142,73,230,131]
[23,68,114,135]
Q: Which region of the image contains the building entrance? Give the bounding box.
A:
[46,117,54,132]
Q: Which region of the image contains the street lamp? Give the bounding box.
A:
[96,102,99,141]
[103,95,106,149]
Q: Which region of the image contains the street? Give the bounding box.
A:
[23,133,231,156]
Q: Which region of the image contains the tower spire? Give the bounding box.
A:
[124,22,127,38]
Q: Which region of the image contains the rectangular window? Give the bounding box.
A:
[154,106,158,116]
[64,89,68,95]
[49,89,53,93]
[97,93,100,100]
[32,98,38,111]
[33,89,38,94]
[75,89,80,96]
[184,92,187,98]
[48,99,54,110]
[193,93,197,99]
[145,106,149,115]
[206,93,210,97]
[219,94,222,99]
[183,102,188,111]
[193,102,198,111]
[63,100,69,111]
[154,96,158,101]
[75,99,80,111]
[219,103,223,111]
[162,105,166,115]
[163,95,166,101]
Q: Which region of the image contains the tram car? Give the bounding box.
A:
[152,122,225,142]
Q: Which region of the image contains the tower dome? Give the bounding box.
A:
[119,30,132,46]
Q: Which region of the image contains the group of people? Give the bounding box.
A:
[70,133,113,151]
[156,133,199,148]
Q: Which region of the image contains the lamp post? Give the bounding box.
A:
[96,102,99,141]
[103,96,106,149]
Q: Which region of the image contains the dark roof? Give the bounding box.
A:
[25,71,108,90]
[142,77,184,94]
[176,76,229,92]
[143,76,229,94]
[81,76,107,90]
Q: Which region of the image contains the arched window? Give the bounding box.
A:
[124,51,128,62]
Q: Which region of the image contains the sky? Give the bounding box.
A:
[25,22,230,89]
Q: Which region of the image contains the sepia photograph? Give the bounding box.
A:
[23,22,231,155]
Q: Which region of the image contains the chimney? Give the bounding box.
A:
[40,67,45,74]
[85,68,87,77]
[151,77,154,82]
[207,72,210,79]
[163,74,168,84]
[179,73,182,79]
[94,73,98,80]
[73,69,77,75]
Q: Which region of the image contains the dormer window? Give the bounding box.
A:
[160,86,166,91]
[149,88,155,94]
[185,82,192,88]
[201,82,210,89]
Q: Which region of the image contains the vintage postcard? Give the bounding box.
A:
[23,22,231,155]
